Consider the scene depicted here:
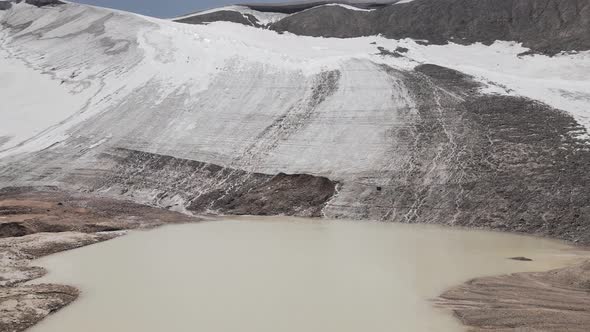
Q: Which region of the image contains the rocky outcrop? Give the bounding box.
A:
[24,0,63,6]
[176,0,590,54]
[274,5,374,37]
[269,0,590,54]
[377,0,590,54]
[0,1,11,10]
[1,0,64,7]
[244,1,394,14]
[175,10,262,27]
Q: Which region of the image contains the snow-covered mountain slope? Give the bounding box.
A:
[1,2,589,241]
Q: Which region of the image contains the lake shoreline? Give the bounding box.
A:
[1,187,589,332]
[0,187,202,332]
[437,260,590,331]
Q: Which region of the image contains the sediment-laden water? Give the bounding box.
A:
[29,217,587,332]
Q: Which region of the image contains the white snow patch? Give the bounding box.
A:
[321,4,376,12]
[0,32,87,152]
[85,137,109,150]
[388,40,590,134]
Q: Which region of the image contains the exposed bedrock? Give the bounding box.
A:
[277,5,375,38]
[243,1,395,14]
[1,0,63,7]
[268,0,590,54]
[24,0,63,6]
[0,1,11,10]
[177,0,590,54]
[175,11,262,27]
[381,0,590,54]
[271,5,375,37]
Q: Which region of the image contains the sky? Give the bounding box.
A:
[70,0,278,18]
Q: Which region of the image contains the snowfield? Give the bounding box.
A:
[1,2,588,157]
[0,1,589,226]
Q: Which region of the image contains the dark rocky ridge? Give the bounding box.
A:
[273,0,590,54]
[242,1,395,13]
[175,10,262,27]
[376,0,590,54]
[0,1,11,10]
[177,0,590,54]
[0,0,64,8]
[24,0,63,6]
[274,5,374,37]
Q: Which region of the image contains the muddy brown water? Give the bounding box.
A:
[29,217,588,332]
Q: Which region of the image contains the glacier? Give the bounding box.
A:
[1,1,590,242]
